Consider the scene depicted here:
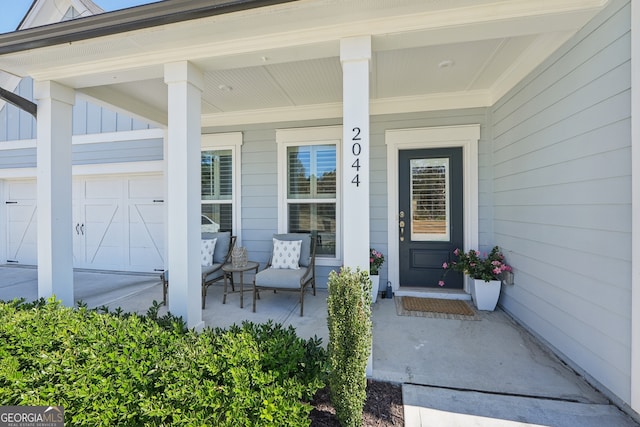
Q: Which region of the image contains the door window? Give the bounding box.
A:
[410,158,449,241]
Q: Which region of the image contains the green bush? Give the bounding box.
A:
[0,298,326,426]
[327,267,372,427]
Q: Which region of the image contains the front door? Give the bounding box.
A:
[398,148,463,288]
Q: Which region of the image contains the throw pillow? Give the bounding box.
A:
[270,238,302,270]
[201,238,217,267]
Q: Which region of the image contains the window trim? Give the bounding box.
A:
[201,132,242,243]
[276,126,342,266]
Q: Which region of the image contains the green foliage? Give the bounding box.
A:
[441,246,512,284]
[327,267,372,427]
[0,298,326,427]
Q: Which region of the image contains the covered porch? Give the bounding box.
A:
[0,265,636,426]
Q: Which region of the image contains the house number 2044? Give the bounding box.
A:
[351,127,362,187]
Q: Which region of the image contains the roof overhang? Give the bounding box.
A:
[0,0,611,127]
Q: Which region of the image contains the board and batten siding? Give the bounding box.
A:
[0,77,151,143]
[491,0,632,405]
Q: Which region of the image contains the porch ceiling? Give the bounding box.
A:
[0,0,609,127]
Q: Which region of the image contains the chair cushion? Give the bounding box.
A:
[271,238,302,269]
[203,263,224,283]
[255,267,306,289]
[273,233,311,267]
[202,231,231,264]
[201,238,217,267]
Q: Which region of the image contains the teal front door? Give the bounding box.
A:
[398,148,464,289]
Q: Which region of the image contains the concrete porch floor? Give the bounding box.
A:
[0,265,638,427]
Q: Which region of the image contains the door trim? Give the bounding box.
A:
[386,125,480,294]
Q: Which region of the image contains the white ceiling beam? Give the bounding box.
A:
[200,90,492,127]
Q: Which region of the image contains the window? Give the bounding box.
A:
[201,149,232,232]
[201,133,242,236]
[277,127,341,262]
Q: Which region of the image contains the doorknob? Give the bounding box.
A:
[399,211,405,241]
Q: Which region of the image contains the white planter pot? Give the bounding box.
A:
[468,277,501,311]
[370,275,380,303]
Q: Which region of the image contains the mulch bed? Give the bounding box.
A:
[310,379,404,426]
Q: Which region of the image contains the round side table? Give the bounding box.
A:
[222,261,259,308]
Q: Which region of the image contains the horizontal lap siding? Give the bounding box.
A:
[209,111,489,288]
[491,0,631,403]
[370,109,492,288]
[0,140,163,169]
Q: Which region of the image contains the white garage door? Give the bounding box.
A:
[5,180,38,266]
[4,175,165,273]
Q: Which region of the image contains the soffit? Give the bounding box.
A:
[0,0,610,125]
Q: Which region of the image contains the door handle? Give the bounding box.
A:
[75,223,80,235]
[80,224,85,235]
[399,210,405,242]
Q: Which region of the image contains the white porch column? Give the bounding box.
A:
[34,80,75,305]
[340,36,371,270]
[164,61,204,329]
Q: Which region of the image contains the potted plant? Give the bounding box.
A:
[369,248,385,303]
[441,246,512,311]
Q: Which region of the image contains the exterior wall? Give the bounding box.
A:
[0,78,36,141]
[491,0,632,406]
[204,107,490,289]
[0,77,151,144]
[0,79,160,168]
[73,98,152,134]
[0,139,163,169]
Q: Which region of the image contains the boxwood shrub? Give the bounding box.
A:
[0,298,326,426]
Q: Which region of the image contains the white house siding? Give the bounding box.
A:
[0,77,151,143]
[491,0,632,406]
[73,99,152,134]
[0,78,35,141]
[0,140,163,169]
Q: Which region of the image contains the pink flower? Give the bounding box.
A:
[438,281,445,287]
[442,262,448,269]
[453,248,460,256]
[493,267,501,275]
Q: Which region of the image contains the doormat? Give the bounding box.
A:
[395,296,478,320]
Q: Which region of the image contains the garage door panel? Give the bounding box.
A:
[129,204,163,224]
[8,181,36,199]
[5,180,37,264]
[5,175,164,272]
[128,200,164,271]
[83,180,123,199]
[85,245,122,267]
[128,178,164,199]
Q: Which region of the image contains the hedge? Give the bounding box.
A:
[0,298,326,426]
